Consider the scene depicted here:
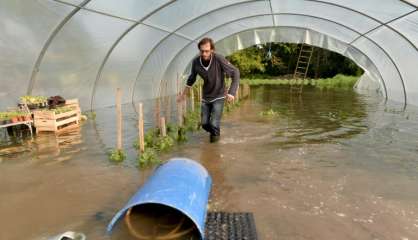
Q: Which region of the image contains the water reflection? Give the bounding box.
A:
[253,86,371,147]
[0,126,83,164]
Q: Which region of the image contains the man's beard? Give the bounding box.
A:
[201,53,212,61]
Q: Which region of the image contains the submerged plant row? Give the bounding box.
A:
[108,82,248,168]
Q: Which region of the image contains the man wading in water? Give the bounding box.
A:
[177,37,240,143]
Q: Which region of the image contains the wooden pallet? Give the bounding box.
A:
[65,98,80,108]
[33,99,81,133]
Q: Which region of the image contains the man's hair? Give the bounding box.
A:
[198,37,215,50]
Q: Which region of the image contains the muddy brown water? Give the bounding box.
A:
[1,85,418,240]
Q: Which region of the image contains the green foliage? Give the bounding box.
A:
[134,127,177,168]
[177,126,188,142]
[225,104,231,113]
[311,49,364,78]
[227,43,363,78]
[224,100,240,115]
[144,128,160,148]
[184,110,200,132]
[108,149,126,162]
[260,109,279,117]
[20,95,47,105]
[88,111,96,120]
[154,135,174,152]
[314,74,358,89]
[241,74,359,89]
[0,113,5,121]
[135,124,185,151]
[53,106,74,114]
[263,43,299,76]
[227,46,266,77]
[81,111,96,120]
[0,111,28,121]
[138,148,161,168]
[166,123,179,139]
[132,93,246,168]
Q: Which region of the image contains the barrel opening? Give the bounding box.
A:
[114,203,201,240]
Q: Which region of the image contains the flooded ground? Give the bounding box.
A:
[1,85,418,240]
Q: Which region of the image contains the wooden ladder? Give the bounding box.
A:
[290,43,314,94]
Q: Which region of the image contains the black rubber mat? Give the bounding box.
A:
[205,212,258,240]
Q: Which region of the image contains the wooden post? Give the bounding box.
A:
[166,94,171,123]
[199,82,202,101]
[182,75,187,115]
[155,78,164,128]
[243,84,250,98]
[162,79,171,123]
[138,102,145,153]
[116,88,122,150]
[236,85,240,102]
[190,87,195,112]
[196,83,199,101]
[177,102,183,126]
[177,74,180,125]
[176,72,180,95]
[176,72,183,127]
[161,79,167,120]
[155,97,160,128]
[160,117,166,137]
[183,93,187,117]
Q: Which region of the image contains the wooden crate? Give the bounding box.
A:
[33,100,81,133]
[65,98,79,108]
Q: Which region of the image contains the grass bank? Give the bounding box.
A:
[241,74,359,89]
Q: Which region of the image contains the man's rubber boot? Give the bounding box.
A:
[210,135,220,143]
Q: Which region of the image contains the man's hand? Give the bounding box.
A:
[226,94,235,103]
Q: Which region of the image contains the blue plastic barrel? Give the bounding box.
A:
[107,158,212,239]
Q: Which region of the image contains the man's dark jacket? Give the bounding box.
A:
[186,53,240,102]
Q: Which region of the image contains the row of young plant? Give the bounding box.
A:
[20,95,48,105]
[41,106,75,114]
[107,103,203,167]
[241,74,359,89]
[135,109,200,168]
[107,81,246,168]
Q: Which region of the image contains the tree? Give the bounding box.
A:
[226,43,363,79]
[226,46,265,77]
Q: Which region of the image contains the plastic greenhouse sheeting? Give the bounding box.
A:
[1,0,418,110]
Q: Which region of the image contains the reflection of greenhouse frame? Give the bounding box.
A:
[26,0,418,108]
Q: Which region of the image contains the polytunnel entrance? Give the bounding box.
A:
[170,27,389,110]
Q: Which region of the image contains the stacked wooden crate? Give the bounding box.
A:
[33,99,81,133]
